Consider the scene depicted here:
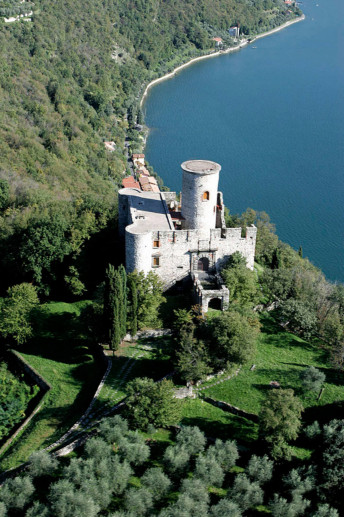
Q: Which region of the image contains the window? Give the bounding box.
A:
[202,191,210,201]
[153,240,160,248]
[152,257,160,267]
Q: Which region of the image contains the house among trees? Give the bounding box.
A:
[213,37,223,48]
[228,26,240,38]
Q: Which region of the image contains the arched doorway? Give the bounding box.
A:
[197,257,209,271]
[208,298,222,311]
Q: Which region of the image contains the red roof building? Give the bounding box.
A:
[122,176,140,189]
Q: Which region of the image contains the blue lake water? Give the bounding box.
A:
[144,0,344,283]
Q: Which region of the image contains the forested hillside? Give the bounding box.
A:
[0,0,300,296]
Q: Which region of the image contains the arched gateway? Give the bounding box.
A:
[197,257,209,271]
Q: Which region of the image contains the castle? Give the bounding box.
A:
[119,160,257,311]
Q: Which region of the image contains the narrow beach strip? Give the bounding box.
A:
[140,14,305,106]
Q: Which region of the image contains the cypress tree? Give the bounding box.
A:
[271,248,281,269]
[112,269,122,350]
[128,274,138,336]
[298,246,303,258]
[104,264,115,347]
[119,265,127,338]
[104,264,123,351]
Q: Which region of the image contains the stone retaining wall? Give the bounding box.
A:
[45,345,111,452]
[8,350,52,391]
[0,351,52,458]
[202,396,258,423]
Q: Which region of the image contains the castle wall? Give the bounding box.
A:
[148,224,256,288]
[125,227,152,274]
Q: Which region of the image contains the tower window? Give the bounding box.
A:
[152,257,160,267]
[202,191,210,201]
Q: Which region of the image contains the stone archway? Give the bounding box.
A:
[197,257,209,271]
[208,297,222,310]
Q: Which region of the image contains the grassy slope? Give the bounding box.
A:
[0,301,104,471]
[203,314,344,418]
[95,336,173,410]
[181,398,258,444]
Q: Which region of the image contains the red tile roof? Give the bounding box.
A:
[122,177,140,189]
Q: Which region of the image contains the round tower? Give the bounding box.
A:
[181,159,221,232]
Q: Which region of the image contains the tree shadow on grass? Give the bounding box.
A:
[303,400,344,425]
[181,413,258,444]
[252,366,303,391]
[260,314,316,351]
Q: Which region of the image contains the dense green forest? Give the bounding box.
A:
[0,0,301,297]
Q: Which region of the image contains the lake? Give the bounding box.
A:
[144,0,344,283]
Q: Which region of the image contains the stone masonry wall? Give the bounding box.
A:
[148,224,256,287]
[181,169,219,235]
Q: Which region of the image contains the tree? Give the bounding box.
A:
[98,415,129,444]
[175,329,211,383]
[227,474,263,511]
[124,487,153,516]
[221,252,259,308]
[103,264,127,350]
[319,419,344,505]
[127,274,138,336]
[269,494,310,517]
[175,426,206,455]
[127,271,165,329]
[141,468,171,501]
[163,445,190,476]
[283,467,315,498]
[210,499,242,517]
[206,439,239,471]
[300,366,325,395]
[280,299,317,338]
[259,389,303,459]
[239,209,279,267]
[247,454,273,485]
[117,432,150,465]
[0,476,34,511]
[312,504,339,517]
[0,283,39,346]
[118,264,127,337]
[261,268,294,302]
[28,450,58,478]
[194,455,225,487]
[49,479,100,517]
[25,502,50,517]
[210,310,259,366]
[0,179,9,210]
[84,437,112,464]
[125,378,181,429]
[19,214,72,291]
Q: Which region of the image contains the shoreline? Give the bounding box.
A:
[140,14,305,107]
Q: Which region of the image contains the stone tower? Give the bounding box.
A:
[181,159,221,237]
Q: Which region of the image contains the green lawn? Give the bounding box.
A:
[181,398,258,444]
[203,314,344,417]
[95,336,173,410]
[0,301,104,471]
